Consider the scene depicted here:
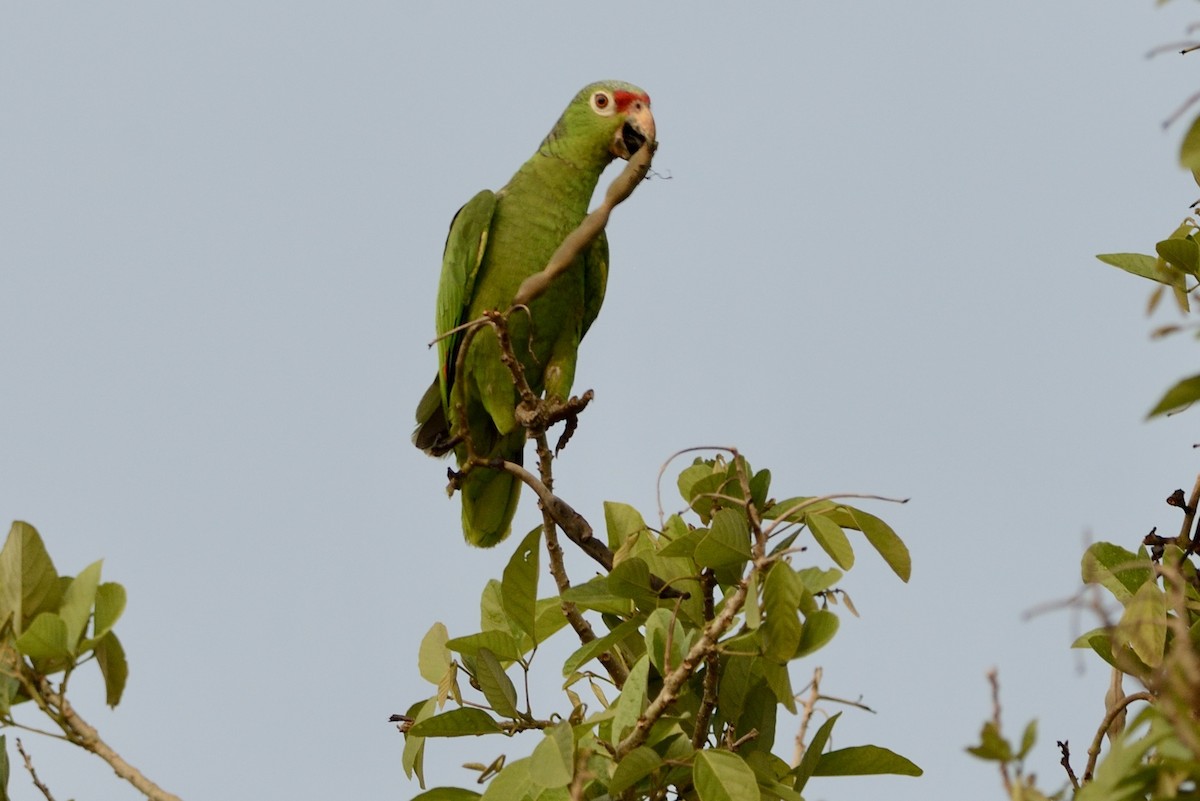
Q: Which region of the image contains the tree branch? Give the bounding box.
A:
[1083,690,1154,782]
[511,141,656,309]
[31,674,183,801]
[16,738,57,801]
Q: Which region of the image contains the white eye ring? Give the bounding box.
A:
[590,91,615,116]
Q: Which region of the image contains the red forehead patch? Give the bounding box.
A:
[613,90,650,111]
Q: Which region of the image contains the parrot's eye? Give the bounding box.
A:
[590,91,615,116]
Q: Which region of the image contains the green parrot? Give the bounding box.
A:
[414,80,655,547]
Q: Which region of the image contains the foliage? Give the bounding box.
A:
[1095,13,1200,419]
[968,538,1200,800]
[0,521,180,801]
[399,447,920,800]
[970,9,1200,797]
[0,521,128,715]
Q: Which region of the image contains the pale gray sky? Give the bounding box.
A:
[3,3,1199,799]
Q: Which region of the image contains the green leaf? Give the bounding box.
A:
[1148,374,1200,418]
[812,745,922,776]
[0,522,59,637]
[531,598,571,645]
[806,513,854,569]
[1117,580,1167,669]
[677,462,715,505]
[695,509,752,569]
[716,655,754,729]
[419,623,451,685]
[502,527,541,639]
[645,608,690,676]
[446,630,523,661]
[1156,237,1200,276]
[966,721,1012,761]
[16,612,69,661]
[658,527,705,559]
[794,566,841,594]
[410,788,482,801]
[792,712,840,791]
[479,579,509,634]
[749,469,771,508]
[679,461,736,524]
[1096,252,1183,287]
[1081,543,1152,602]
[94,630,128,707]
[693,749,762,801]
[401,697,436,786]
[529,721,574,789]
[92,582,126,640]
[761,563,802,663]
[1018,719,1037,760]
[609,746,662,795]
[59,560,102,651]
[608,557,658,604]
[474,647,520,719]
[562,615,646,677]
[736,675,780,751]
[1072,628,1118,668]
[759,660,795,715]
[605,502,649,551]
[480,757,532,801]
[0,734,8,801]
[796,609,839,658]
[409,708,503,737]
[837,506,910,582]
[612,655,650,742]
[1181,112,1200,170]
[560,576,633,616]
[744,751,802,801]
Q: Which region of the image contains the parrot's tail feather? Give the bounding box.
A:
[413,376,453,455]
[461,466,522,547]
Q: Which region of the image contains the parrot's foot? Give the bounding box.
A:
[445,466,464,495]
[512,390,595,454]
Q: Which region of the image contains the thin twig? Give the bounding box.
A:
[511,141,656,308]
[761,493,910,540]
[1083,691,1154,782]
[1058,740,1079,790]
[655,446,737,526]
[1177,472,1200,546]
[691,569,719,749]
[986,669,1012,797]
[792,667,823,767]
[15,738,56,801]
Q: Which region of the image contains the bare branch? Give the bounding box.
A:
[16,738,57,801]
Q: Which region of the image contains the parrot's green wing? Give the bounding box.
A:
[436,190,498,406]
[413,189,496,455]
[581,229,608,340]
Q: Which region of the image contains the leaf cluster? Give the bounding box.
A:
[969,540,1200,801]
[1095,100,1200,418]
[0,521,128,715]
[401,454,919,800]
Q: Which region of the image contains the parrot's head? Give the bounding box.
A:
[543,80,655,167]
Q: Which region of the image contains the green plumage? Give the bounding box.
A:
[414,80,654,546]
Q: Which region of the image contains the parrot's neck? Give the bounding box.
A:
[503,146,613,222]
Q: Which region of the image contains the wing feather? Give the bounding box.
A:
[435,190,497,404]
[581,229,609,339]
